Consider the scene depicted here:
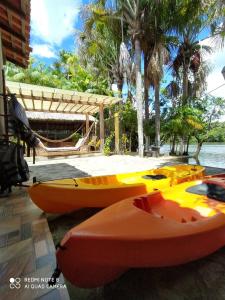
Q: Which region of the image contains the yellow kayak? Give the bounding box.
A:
[28,165,204,213]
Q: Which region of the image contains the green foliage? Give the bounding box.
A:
[161,104,203,141]
[119,101,137,134]
[143,118,155,139]
[79,1,123,89]
[6,53,110,95]
[121,133,129,153]
[207,123,225,142]
[71,132,81,144]
[103,132,115,156]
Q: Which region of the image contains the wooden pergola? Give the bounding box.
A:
[6,81,122,151]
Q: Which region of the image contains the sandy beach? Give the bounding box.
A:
[27,154,184,182]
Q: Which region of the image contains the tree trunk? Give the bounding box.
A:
[184,135,190,155]
[129,133,132,152]
[178,137,184,155]
[154,82,160,156]
[135,38,144,157]
[170,135,176,155]
[182,63,189,105]
[145,135,150,151]
[117,77,123,96]
[144,54,149,120]
[193,140,203,159]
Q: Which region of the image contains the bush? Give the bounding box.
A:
[104,133,114,156]
[71,132,81,144]
[121,134,129,153]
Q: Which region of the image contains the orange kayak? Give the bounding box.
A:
[28,165,204,213]
[56,174,225,288]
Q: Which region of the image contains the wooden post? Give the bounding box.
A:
[94,120,97,136]
[85,114,89,135]
[0,33,5,137]
[114,112,120,154]
[99,104,104,152]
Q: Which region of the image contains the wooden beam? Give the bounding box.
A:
[2,41,28,60]
[82,105,98,114]
[77,105,90,114]
[0,21,26,42]
[4,54,26,68]
[86,114,89,135]
[15,94,101,107]
[99,104,104,152]
[1,1,26,18]
[55,95,63,112]
[49,92,54,110]
[114,112,120,154]
[41,91,44,110]
[62,103,70,112]
[80,107,95,114]
[24,108,95,115]
[19,88,28,110]
[68,103,83,113]
[31,90,35,110]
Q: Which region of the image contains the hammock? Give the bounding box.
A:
[42,122,95,152]
[32,123,84,143]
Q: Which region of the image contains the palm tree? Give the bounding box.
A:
[206,1,225,47]
[78,2,126,94]
[169,14,212,154]
[118,0,171,156]
[147,47,169,155]
[172,32,211,105]
[118,0,148,156]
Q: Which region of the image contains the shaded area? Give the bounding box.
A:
[46,165,225,300]
[102,249,225,300]
[29,163,90,182]
[204,166,225,176]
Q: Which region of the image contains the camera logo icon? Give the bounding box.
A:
[9,278,21,289]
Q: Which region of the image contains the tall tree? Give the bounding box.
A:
[119,0,154,156]
[79,2,127,94]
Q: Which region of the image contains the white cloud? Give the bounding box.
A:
[31,0,81,46]
[200,37,225,98]
[31,44,57,58]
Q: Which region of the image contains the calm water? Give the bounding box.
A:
[161,143,225,169]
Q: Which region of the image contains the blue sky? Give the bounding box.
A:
[30,0,88,63]
[30,0,225,116]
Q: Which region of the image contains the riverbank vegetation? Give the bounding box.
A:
[6,0,225,159]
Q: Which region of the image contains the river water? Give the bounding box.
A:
[161,143,225,169]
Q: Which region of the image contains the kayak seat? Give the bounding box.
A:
[133,192,164,213]
[142,174,167,180]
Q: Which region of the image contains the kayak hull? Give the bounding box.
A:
[28,165,204,213]
[57,225,225,288]
[56,175,225,287]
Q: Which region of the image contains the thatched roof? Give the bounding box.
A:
[6,81,122,115]
[26,111,96,122]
